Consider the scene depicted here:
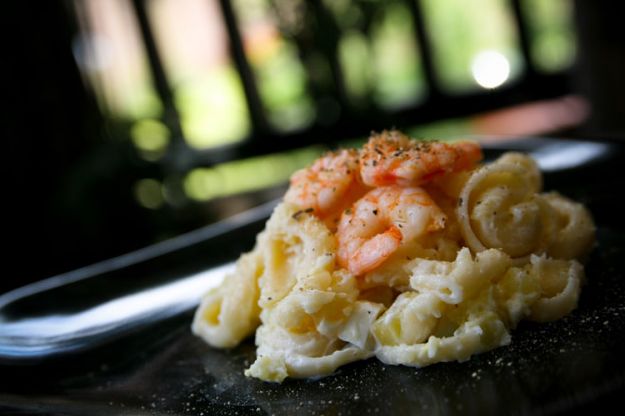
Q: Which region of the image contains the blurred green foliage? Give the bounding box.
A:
[234,0,315,132]
[523,0,576,72]
[370,2,424,108]
[85,0,577,207]
[183,145,324,201]
[336,1,425,108]
[421,0,522,93]
[175,67,251,149]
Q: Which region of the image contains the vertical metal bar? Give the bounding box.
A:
[130,0,184,142]
[217,0,269,135]
[510,0,537,76]
[405,0,441,97]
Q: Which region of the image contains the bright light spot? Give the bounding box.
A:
[131,119,170,161]
[134,179,164,209]
[471,50,510,89]
[177,68,250,149]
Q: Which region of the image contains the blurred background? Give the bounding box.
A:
[3,0,624,294]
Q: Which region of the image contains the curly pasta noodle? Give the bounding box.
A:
[457,155,556,262]
[543,192,595,259]
[193,139,595,382]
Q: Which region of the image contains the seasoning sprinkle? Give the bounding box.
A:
[292,208,314,220]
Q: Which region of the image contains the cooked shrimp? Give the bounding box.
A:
[360,130,482,187]
[285,149,368,224]
[337,186,447,276]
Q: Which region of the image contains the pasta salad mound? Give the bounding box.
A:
[192,131,595,382]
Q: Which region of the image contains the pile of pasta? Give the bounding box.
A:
[192,136,595,383]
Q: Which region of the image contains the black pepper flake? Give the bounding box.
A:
[458,197,463,206]
[372,160,378,166]
[345,208,352,215]
[292,208,314,220]
[373,209,378,215]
